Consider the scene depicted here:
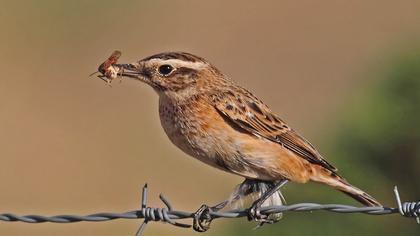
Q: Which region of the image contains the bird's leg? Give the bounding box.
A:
[193,195,241,232]
[248,179,288,224]
[192,181,244,232]
[206,178,251,212]
[209,193,241,212]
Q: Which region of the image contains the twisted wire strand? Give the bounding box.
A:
[394,186,420,224]
[0,185,418,235]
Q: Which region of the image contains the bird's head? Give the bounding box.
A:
[116,52,225,101]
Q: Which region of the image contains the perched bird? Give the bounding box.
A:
[101,51,381,224]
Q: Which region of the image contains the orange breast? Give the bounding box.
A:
[159,95,312,182]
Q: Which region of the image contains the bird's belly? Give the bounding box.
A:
[159,109,268,178]
[158,100,310,181]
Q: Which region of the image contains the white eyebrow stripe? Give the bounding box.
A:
[148,58,206,70]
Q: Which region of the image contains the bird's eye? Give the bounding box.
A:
[158,64,174,76]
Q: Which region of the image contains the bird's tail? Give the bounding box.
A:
[228,179,285,221]
[310,166,382,207]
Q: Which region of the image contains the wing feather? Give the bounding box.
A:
[211,88,337,172]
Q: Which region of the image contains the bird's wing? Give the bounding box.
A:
[211,88,337,172]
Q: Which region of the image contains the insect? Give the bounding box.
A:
[90,50,122,84]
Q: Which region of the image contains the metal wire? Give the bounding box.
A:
[0,184,418,235]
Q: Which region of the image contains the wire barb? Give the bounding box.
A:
[0,184,418,235]
[394,186,420,224]
[135,184,191,236]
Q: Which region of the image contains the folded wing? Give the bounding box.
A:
[211,88,337,173]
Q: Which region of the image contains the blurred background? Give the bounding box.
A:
[0,1,419,235]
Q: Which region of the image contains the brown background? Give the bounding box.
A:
[0,1,419,235]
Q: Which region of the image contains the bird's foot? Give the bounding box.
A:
[193,204,213,232]
[248,202,277,226]
[192,200,231,232]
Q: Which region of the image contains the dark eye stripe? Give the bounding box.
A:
[172,67,198,79]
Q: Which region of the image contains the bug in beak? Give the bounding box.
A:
[91,50,149,85]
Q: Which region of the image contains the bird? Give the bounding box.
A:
[98,51,381,224]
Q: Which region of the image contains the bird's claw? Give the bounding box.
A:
[248,203,275,225]
[193,204,214,232]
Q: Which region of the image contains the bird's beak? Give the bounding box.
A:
[100,63,152,86]
[113,63,145,81]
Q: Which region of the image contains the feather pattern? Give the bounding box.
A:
[211,86,338,173]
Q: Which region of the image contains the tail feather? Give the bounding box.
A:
[229,179,285,221]
[338,188,381,207]
[310,167,382,207]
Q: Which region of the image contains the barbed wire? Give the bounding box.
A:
[0,184,418,235]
